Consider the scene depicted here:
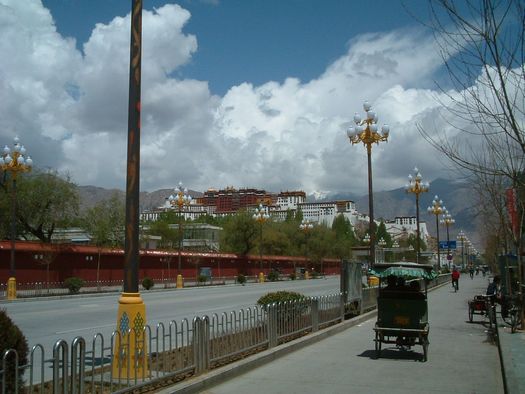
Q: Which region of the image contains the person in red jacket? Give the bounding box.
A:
[451,266,460,292]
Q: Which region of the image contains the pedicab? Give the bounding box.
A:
[369,262,437,361]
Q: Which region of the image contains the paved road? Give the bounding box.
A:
[187,275,503,394]
[1,277,341,351]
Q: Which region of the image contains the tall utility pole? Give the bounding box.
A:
[113,0,147,379]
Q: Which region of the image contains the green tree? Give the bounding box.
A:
[375,220,392,246]
[0,170,79,242]
[81,194,125,287]
[83,194,125,248]
[220,210,258,255]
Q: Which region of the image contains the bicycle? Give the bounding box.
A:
[452,279,458,292]
[502,291,523,333]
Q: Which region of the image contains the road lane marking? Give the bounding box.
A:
[55,323,115,335]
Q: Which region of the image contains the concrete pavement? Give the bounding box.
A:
[160,274,523,394]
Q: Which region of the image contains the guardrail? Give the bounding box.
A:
[1,274,450,393]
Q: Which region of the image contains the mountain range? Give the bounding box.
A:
[77,178,479,243]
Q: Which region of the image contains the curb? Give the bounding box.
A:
[157,309,377,394]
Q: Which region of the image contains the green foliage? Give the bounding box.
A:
[64,277,85,294]
[0,170,79,242]
[142,277,154,290]
[0,309,28,393]
[236,274,247,284]
[82,193,125,249]
[146,218,179,249]
[197,274,208,284]
[375,220,392,245]
[257,291,305,306]
[267,270,279,282]
[220,210,258,255]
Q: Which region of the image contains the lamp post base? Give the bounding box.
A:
[113,292,148,379]
[7,277,16,300]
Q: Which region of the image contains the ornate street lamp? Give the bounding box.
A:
[346,101,390,266]
[299,219,314,273]
[253,204,269,271]
[441,209,455,266]
[405,167,430,264]
[377,237,387,263]
[168,182,193,275]
[427,195,445,269]
[1,136,33,300]
[457,230,467,269]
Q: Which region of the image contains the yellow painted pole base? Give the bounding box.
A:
[113,292,148,379]
[7,277,16,300]
[176,274,183,289]
[305,271,310,280]
[258,272,265,283]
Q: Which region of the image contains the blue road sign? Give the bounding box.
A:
[439,240,457,250]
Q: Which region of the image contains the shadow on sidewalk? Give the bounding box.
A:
[358,348,425,362]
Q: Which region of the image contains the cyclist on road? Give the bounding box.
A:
[451,266,460,291]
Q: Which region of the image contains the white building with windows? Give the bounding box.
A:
[385,216,429,243]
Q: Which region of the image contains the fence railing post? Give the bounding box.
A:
[340,293,345,322]
[52,339,69,394]
[311,298,319,332]
[268,304,278,348]
[70,337,85,394]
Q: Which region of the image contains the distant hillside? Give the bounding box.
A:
[77,186,203,212]
[329,178,478,240]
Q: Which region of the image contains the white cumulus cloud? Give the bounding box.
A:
[0,0,487,198]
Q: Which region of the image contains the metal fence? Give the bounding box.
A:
[1,275,449,394]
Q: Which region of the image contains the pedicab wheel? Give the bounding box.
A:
[374,332,381,358]
[510,311,518,333]
[422,337,429,362]
[468,304,474,322]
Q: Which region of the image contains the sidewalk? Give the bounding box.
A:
[159,275,521,394]
[497,315,525,394]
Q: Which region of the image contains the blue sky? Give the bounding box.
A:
[1,0,479,196]
[43,0,432,96]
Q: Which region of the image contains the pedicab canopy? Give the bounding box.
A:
[369,262,437,280]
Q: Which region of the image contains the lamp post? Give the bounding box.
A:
[299,219,314,274]
[114,0,146,379]
[346,101,390,267]
[427,195,444,269]
[377,237,387,263]
[457,230,465,269]
[391,240,400,261]
[1,136,33,300]
[169,182,192,275]
[253,204,269,271]
[441,210,455,267]
[405,167,429,264]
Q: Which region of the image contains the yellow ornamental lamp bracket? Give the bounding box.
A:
[1,138,33,180]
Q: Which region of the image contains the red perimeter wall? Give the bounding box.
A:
[0,241,340,284]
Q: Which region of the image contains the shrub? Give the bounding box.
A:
[142,277,154,290]
[0,309,28,393]
[236,274,246,285]
[197,274,208,284]
[64,277,85,294]
[267,270,279,282]
[257,291,305,307]
[289,272,296,281]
